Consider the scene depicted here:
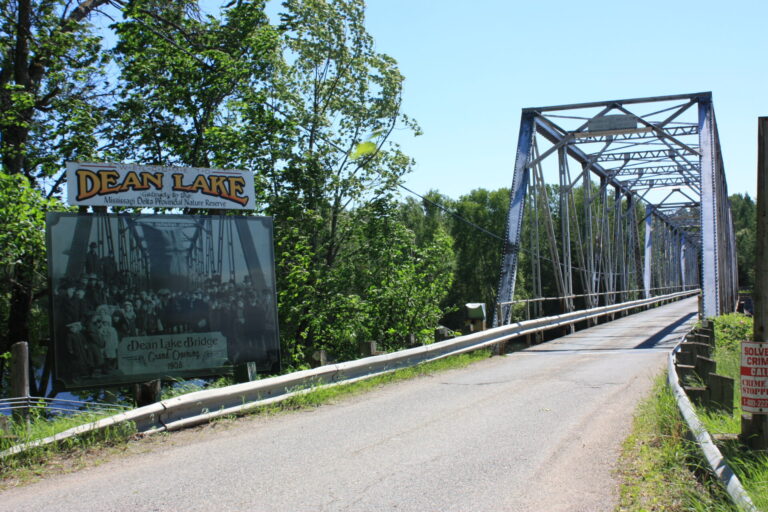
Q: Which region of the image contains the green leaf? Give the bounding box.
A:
[350,141,377,160]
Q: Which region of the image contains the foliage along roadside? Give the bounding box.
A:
[617,374,737,511]
[696,313,768,510]
[619,313,768,511]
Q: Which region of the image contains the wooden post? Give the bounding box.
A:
[133,380,161,408]
[708,374,734,414]
[10,341,30,422]
[234,362,258,383]
[310,349,327,368]
[358,340,374,356]
[676,351,694,366]
[694,355,716,383]
[742,117,768,448]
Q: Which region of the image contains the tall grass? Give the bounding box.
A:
[694,313,768,510]
[0,408,136,481]
[618,375,737,511]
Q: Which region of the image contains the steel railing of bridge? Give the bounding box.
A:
[495,93,737,327]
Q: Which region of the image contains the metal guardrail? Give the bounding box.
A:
[0,397,130,417]
[668,335,757,511]
[497,285,699,308]
[1,289,698,459]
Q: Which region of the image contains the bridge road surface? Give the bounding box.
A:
[0,297,698,512]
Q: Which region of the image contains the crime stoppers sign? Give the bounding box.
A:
[742,342,768,412]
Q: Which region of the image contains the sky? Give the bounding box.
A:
[357,0,766,200]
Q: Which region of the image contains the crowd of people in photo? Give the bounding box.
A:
[54,242,277,382]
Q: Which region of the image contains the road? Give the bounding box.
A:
[0,297,698,512]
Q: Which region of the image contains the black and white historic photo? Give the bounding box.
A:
[46,213,280,389]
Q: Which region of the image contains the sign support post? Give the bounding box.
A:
[10,341,30,423]
[741,117,768,448]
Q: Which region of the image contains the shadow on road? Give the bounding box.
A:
[632,311,697,350]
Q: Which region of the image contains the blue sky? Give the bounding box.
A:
[361,0,766,200]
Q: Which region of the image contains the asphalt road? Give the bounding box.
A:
[0,297,698,512]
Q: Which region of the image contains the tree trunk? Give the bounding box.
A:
[7,255,34,347]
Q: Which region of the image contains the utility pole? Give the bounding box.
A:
[742,117,768,448]
[757,118,768,366]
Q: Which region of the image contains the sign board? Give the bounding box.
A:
[46,212,280,389]
[741,342,768,412]
[66,162,256,210]
[586,114,637,132]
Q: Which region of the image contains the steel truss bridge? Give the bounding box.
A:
[495,92,738,326]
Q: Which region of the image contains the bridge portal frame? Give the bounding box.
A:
[495,92,737,326]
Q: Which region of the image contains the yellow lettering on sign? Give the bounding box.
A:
[75,168,165,200]
[171,173,249,207]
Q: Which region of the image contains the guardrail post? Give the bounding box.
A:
[134,380,161,407]
[234,362,258,383]
[358,341,374,356]
[311,349,328,368]
[10,341,30,423]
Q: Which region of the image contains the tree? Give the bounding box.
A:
[0,171,64,390]
[730,193,756,289]
[267,0,419,361]
[441,188,509,328]
[0,0,447,384]
[0,0,110,355]
[107,0,430,366]
[296,201,454,362]
[108,1,282,171]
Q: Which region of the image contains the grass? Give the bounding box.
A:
[619,313,768,511]
[0,408,137,486]
[0,348,491,486]
[617,375,737,511]
[695,313,768,510]
[159,375,234,400]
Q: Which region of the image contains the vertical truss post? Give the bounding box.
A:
[699,96,720,317]
[680,233,687,290]
[644,206,653,298]
[628,196,643,296]
[495,112,534,326]
[559,147,574,313]
[599,179,613,303]
[583,165,597,308]
[612,187,623,304]
[530,170,543,318]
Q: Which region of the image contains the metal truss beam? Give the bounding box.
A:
[595,149,699,162]
[533,117,694,236]
[524,92,711,113]
[698,97,738,316]
[496,91,738,327]
[494,112,534,326]
[621,177,701,189]
[613,164,700,177]
[568,125,698,144]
